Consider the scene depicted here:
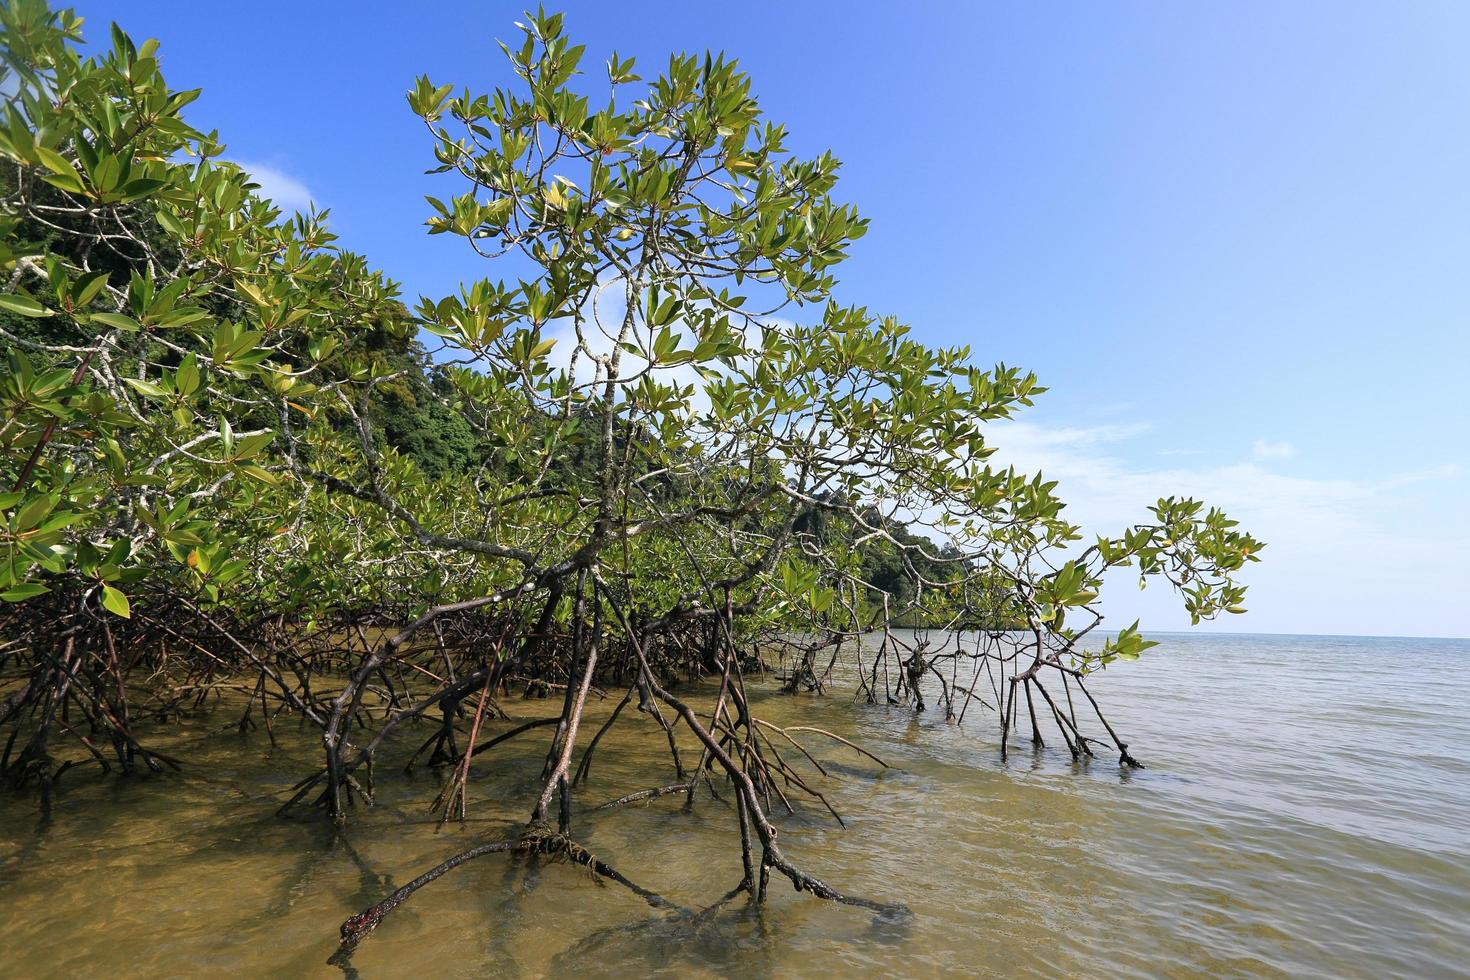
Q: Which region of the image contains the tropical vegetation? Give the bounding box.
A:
[0,0,1262,950]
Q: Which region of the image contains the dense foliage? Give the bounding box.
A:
[1,1,1263,947]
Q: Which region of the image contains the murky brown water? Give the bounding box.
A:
[2,632,1468,978]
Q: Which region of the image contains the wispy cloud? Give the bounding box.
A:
[234,160,316,212]
[986,419,1468,637]
[992,421,1152,452]
[1251,438,1298,460]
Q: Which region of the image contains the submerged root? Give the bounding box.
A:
[334,825,685,958]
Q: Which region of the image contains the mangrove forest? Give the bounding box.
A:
[0,1,1263,962]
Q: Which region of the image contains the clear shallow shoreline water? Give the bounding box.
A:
[2,632,1467,977]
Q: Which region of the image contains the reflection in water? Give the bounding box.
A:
[2,632,1468,977]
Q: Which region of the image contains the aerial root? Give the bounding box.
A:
[752,719,893,770]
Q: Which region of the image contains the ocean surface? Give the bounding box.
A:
[1,631,1467,977]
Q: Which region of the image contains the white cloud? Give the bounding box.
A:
[234,160,316,212]
[986,420,1468,637]
[541,310,712,417]
[992,421,1153,452]
[1251,438,1298,460]
[538,284,793,421]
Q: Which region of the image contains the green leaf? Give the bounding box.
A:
[14,494,57,531]
[0,293,53,317]
[175,354,200,397]
[90,312,141,332]
[118,178,168,202]
[37,510,85,534]
[39,170,88,195]
[35,145,86,193]
[1,582,50,602]
[231,432,274,460]
[100,584,131,618]
[72,270,111,308]
[123,377,168,398]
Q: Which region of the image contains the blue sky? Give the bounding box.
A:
[71,2,1469,637]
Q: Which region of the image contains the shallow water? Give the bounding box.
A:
[2,632,1468,978]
